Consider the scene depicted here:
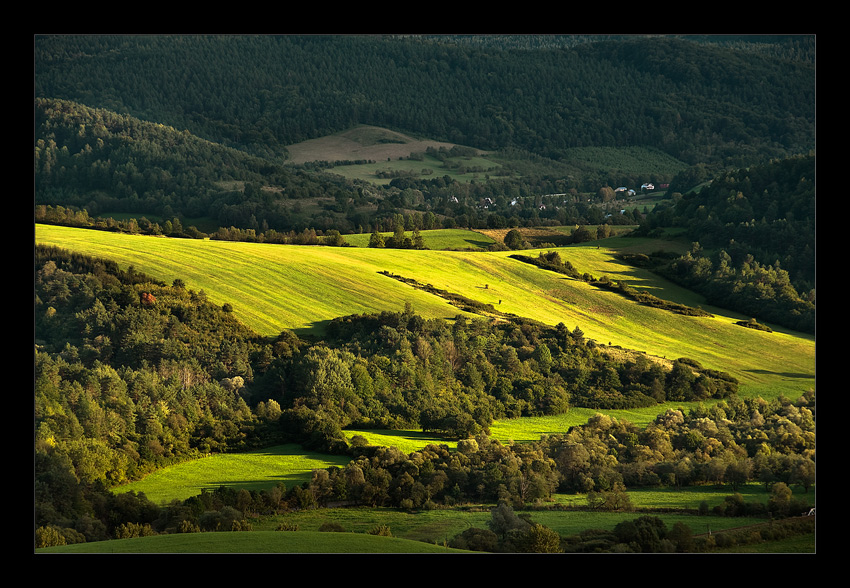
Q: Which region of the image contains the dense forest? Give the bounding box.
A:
[34,35,814,166]
[35,245,815,550]
[631,155,816,333]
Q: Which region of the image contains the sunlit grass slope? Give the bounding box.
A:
[114,445,351,504]
[36,224,814,402]
[344,228,496,249]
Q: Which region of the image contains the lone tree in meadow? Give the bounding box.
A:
[504,229,524,250]
[369,230,385,248]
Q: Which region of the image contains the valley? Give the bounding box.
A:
[34,34,816,556]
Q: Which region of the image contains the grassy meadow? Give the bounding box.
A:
[36,529,473,553]
[114,445,351,504]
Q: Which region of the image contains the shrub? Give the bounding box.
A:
[368,524,393,537]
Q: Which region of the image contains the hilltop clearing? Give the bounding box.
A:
[285,125,466,164]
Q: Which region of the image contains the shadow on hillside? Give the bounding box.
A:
[201,473,317,494]
[293,319,333,339]
[463,237,494,249]
[744,369,815,380]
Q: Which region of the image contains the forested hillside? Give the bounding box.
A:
[34,35,815,242]
[35,245,814,548]
[33,97,364,234]
[34,35,814,166]
[633,155,816,333]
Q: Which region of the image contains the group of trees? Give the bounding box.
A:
[367,214,427,249]
[451,501,815,553]
[285,393,815,515]
[634,155,816,333]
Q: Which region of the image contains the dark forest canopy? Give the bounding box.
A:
[35,35,814,167]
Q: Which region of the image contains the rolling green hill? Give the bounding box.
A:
[36,529,472,554]
[35,224,814,403]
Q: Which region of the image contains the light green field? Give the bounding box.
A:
[114,445,351,504]
[36,224,815,403]
[251,491,782,538]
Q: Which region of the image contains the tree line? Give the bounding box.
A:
[633,155,815,333]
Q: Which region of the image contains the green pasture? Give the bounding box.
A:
[36,224,814,403]
[40,482,814,553]
[36,529,472,554]
[114,445,350,504]
[252,501,765,540]
[324,153,502,185]
[42,477,815,553]
[343,228,496,250]
[246,481,813,544]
